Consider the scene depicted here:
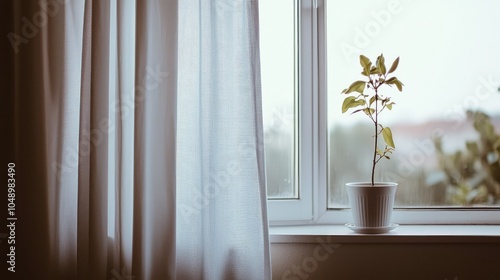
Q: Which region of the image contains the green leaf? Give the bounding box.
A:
[385,77,396,83]
[370,66,381,75]
[382,127,395,148]
[341,96,356,113]
[386,103,393,110]
[360,55,371,68]
[350,108,365,115]
[376,54,386,75]
[393,79,404,91]
[345,80,366,94]
[360,55,372,76]
[369,96,376,106]
[352,100,366,108]
[363,108,375,116]
[388,57,400,74]
[341,97,366,113]
[385,77,404,92]
[376,148,384,156]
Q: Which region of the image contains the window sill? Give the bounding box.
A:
[269,225,500,244]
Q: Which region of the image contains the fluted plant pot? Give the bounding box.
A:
[346,182,398,233]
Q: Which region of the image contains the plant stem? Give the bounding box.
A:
[371,86,378,186]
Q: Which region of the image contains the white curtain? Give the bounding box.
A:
[6,0,271,279]
[176,0,270,279]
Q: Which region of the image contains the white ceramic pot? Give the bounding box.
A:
[346,182,397,228]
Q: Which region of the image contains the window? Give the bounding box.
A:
[261,0,500,224]
[259,0,298,200]
[259,0,315,222]
[327,0,500,209]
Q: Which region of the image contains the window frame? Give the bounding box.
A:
[267,0,316,223]
[267,0,500,225]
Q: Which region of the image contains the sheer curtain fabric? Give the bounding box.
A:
[6,0,270,279]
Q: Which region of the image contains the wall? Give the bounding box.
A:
[271,243,500,280]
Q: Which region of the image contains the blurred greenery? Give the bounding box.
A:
[434,111,500,205]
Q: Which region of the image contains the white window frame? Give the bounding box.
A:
[268,0,500,225]
[267,0,316,223]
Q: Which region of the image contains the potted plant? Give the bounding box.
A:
[341,54,404,233]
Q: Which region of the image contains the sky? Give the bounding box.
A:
[259,0,500,128]
[328,0,500,126]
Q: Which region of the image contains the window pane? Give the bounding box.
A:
[259,0,298,198]
[327,0,500,207]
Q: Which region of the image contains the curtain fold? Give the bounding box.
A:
[77,0,110,279]
[130,0,178,278]
[112,0,136,277]
[176,0,271,279]
[8,0,270,279]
